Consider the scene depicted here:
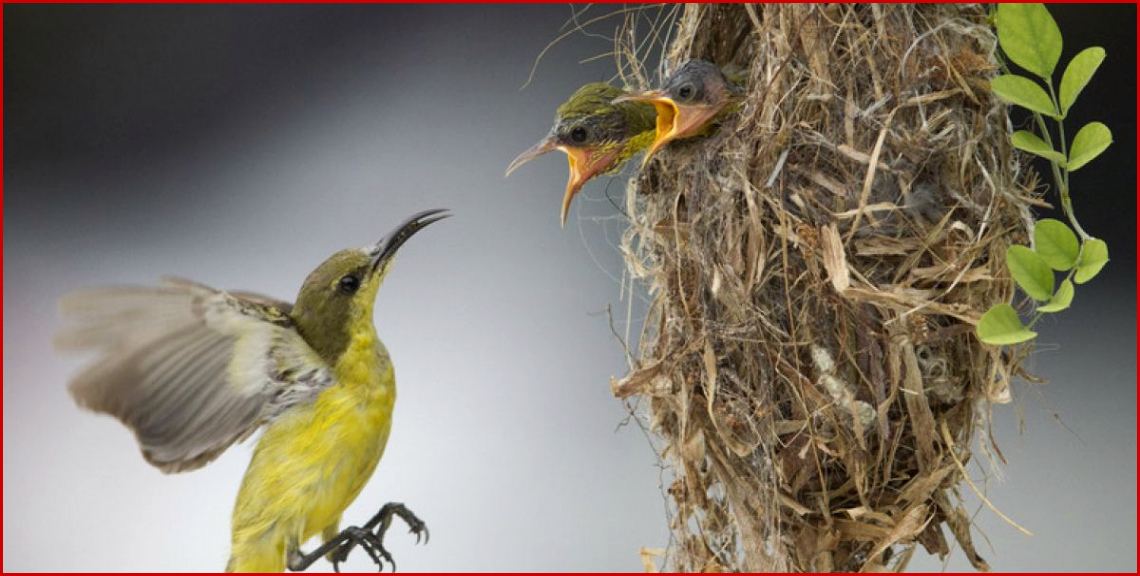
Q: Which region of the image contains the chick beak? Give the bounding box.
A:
[616,91,723,164]
[507,134,616,227]
[559,146,589,227]
[505,136,558,178]
[371,208,451,273]
[562,144,626,227]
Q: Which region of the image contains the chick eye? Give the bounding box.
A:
[338,275,361,295]
[570,126,589,143]
[677,85,694,100]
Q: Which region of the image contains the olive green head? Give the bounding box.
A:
[506,82,656,226]
[290,209,449,362]
[552,82,657,144]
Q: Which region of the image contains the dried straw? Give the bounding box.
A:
[610,4,1040,572]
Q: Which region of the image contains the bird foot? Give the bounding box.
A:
[286,502,428,573]
[289,526,384,572]
[370,502,431,548]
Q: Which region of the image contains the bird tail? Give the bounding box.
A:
[226,538,287,573]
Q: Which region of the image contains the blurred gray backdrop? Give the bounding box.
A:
[4,4,1135,572]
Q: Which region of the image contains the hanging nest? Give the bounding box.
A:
[611,4,1040,572]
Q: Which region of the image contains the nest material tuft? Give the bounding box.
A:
[612,4,1039,572]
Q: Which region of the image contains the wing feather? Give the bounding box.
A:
[57,278,333,473]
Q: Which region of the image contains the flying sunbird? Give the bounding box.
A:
[615,60,744,163]
[57,209,449,572]
[506,82,656,227]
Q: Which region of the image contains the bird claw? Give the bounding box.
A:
[291,503,427,572]
[368,502,429,571]
[412,524,430,546]
[376,545,396,573]
[403,515,429,546]
[338,526,387,572]
[289,525,386,573]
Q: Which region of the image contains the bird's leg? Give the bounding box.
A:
[287,526,384,573]
[359,502,431,571]
[288,503,428,572]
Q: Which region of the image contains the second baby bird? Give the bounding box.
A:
[617,59,744,163]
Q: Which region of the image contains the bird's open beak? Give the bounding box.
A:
[371,209,451,272]
[506,135,617,227]
[615,91,725,164]
[558,145,620,227]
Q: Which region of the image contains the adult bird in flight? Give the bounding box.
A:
[58,209,449,572]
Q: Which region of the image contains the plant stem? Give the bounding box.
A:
[993,53,1093,242]
[1039,79,1090,240]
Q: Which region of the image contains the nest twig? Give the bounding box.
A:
[611,4,1040,572]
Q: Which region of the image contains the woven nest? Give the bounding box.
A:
[610,4,1041,572]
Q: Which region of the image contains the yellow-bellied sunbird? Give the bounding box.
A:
[615,59,744,163]
[506,82,656,227]
[57,209,450,573]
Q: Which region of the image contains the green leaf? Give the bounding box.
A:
[977,304,1037,345]
[1006,245,1054,301]
[991,75,1058,118]
[1038,279,1074,313]
[1034,218,1079,270]
[1010,130,1067,165]
[1067,122,1113,172]
[996,3,1063,79]
[1059,47,1106,115]
[1074,238,1109,284]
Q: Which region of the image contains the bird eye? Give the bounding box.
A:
[338,275,361,295]
[677,84,694,100]
[570,126,589,143]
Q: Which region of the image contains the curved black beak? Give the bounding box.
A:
[371,208,451,272]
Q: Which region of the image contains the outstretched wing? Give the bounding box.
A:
[57,276,334,473]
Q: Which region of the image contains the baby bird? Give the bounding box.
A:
[615,60,744,163]
[506,82,657,227]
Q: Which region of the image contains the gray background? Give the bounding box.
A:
[4,5,1135,572]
